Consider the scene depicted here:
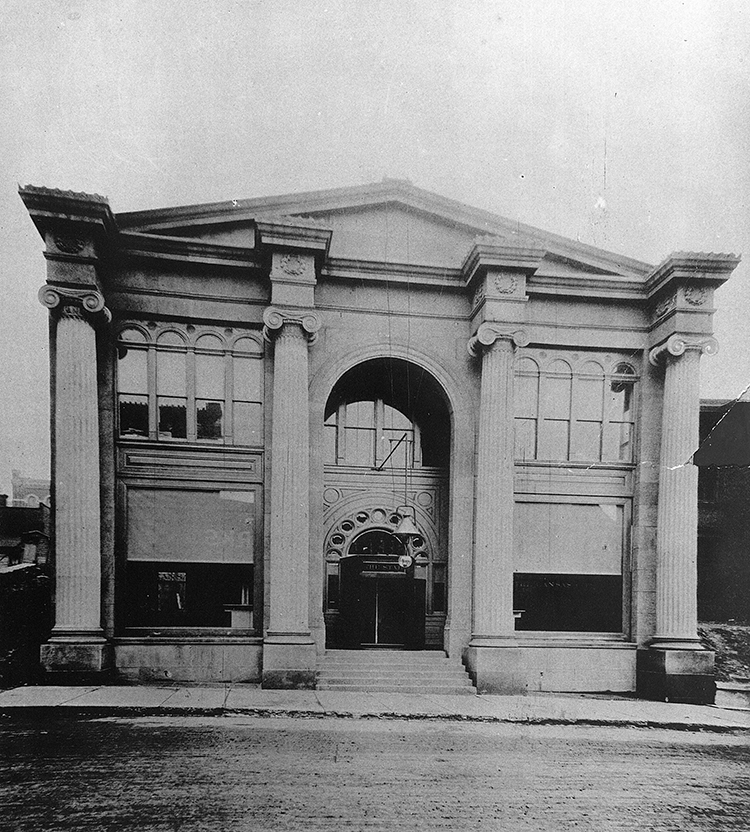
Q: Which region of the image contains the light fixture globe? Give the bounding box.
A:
[394,505,421,540]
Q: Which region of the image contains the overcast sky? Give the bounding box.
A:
[1,0,748,494]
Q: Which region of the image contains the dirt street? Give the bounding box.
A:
[1,714,749,831]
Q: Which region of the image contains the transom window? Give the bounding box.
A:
[514,353,637,464]
[324,399,420,468]
[116,323,264,446]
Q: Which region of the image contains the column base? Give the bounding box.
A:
[40,636,113,684]
[636,647,715,704]
[465,642,526,695]
[262,633,317,689]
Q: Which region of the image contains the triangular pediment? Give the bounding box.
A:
[116,180,652,278]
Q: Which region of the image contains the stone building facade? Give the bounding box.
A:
[21,180,740,702]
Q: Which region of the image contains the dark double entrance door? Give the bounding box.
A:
[338,555,425,649]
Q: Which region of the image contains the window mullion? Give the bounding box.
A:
[186,348,197,442]
[225,352,234,443]
[337,402,347,464]
[147,345,158,440]
[374,398,385,467]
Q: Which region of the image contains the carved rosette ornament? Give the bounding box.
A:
[279,253,306,276]
[38,285,111,324]
[683,285,709,306]
[648,333,718,367]
[262,306,322,344]
[467,322,529,357]
[654,294,677,319]
[491,273,519,295]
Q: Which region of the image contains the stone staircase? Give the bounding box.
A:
[316,649,477,694]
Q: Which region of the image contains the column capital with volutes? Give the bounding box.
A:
[263,306,322,344]
[648,333,718,367]
[467,323,529,357]
[38,285,111,326]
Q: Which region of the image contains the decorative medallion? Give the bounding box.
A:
[53,236,86,255]
[684,285,708,306]
[279,253,306,276]
[472,283,485,308]
[492,273,519,295]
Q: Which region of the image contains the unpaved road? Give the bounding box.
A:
[1,714,749,830]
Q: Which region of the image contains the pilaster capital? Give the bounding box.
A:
[263,306,322,344]
[648,333,718,367]
[467,323,529,357]
[38,285,111,325]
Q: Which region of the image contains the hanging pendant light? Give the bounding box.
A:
[394,505,421,540]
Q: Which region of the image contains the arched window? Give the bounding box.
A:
[514,354,638,464]
[116,324,264,446]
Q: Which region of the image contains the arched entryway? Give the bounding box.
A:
[321,358,450,649]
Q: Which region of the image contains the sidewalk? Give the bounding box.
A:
[1,684,749,732]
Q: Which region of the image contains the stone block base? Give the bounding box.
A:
[465,644,527,694]
[114,640,262,683]
[636,648,716,704]
[262,639,317,689]
[40,640,113,684]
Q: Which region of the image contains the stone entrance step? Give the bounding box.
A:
[316,649,477,695]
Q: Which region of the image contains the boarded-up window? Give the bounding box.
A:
[127,488,256,564]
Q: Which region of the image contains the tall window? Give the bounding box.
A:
[514,355,637,464]
[117,324,264,445]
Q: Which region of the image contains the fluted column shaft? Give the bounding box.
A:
[650,334,716,647]
[654,348,701,645]
[266,315,317,641]
[53,305,103,638]
[471,330,519,644]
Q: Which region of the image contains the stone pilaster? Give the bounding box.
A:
[637,333,717,703]
[38,285,112,678]
[465,323,528,693]
[261,307,321,688]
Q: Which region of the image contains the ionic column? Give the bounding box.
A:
[468,324,529,646]
[261,307,321,688]
[39,286,110,647]
[649,333,717,647]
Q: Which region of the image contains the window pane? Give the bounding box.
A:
[514,573,622,632]
[323,423,337,464]
[195,333,223,350]
[570,421,601,461]
[540,375,572,420]
[234,357,262,402]
[156,351,186,397]
[119,395,149,437]
[514,418,537,460]
[117,348,147,394]
[538,419,569,460]
[574,377,604,421]
[607,381,633,421]
[196,353,225,400]
[157,331,184,347]
[381,429,413,468]
[197,400,223,440]
[603,421,633,462]
[158,397,187,438]
[234,401,263,446]
[345,427,375,466]
[346,400,375,429]
[119,327,147,344]
[125,562,253,627]
[515,374,539,419]
[233,337,263,356]
[383,404,411,430]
